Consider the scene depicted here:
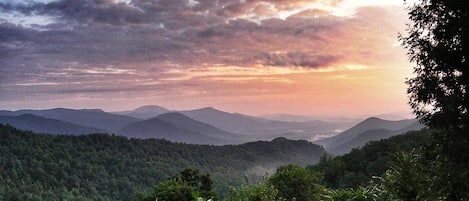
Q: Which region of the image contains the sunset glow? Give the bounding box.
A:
[0,0,413,117]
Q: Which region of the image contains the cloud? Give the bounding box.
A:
[0,0,410,108]
[44,0,146,25]
[0,0,147,25]
[256,52,340,68]
[0,2,405,69]
[0,1,46,15]
[1,0,344,27]
[0,21,35,42]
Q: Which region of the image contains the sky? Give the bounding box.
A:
[0,0,416,117]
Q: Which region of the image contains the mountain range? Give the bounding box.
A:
[118,112,249,145]
[180,107,355,140]
[0,114,106,135]
[0,108,138,132]
[0,105,424,153]
[0,105,352,144]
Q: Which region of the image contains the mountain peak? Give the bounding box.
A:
[194,107,224,113]
[361,117,384,123]
[364,116,382,121]
[199,107,216,110]
[133,105,170,112]
[112,105,170,119]
[80,109,105,113]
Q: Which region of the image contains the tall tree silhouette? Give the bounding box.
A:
[402,0,468,130]
[401,0,469,199]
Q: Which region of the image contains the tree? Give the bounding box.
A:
[322,152,429,201]
[269,165,322,201]
[400,0,469,199]
[381,151,428,201]
[135,168,216,201]
[402,0,469,130]
[153,179,195,201]
[179,168,216,199]
[225,180,285,201]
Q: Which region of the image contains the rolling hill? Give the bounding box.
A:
[181,107,269,133]
[308,129,431,189]
[0,108,139,132]
[118,117,214,143]
[181,107,354,141]
[113,105,172,119]
[315,117,424,155]
[118,114,243,145]
[0,106,353,144]
[155,112,251,143]
[0,114,105,135]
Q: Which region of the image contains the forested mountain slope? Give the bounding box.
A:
[308,129,431,189]
[0,124,324,201]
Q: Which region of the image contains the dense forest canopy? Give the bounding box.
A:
[1,122,438,201]
[0,124,324,200]
[308,130,431,189]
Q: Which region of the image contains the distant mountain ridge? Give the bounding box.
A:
[0,106,380,145]
[1,107,258,144]
[315,117,424,155]
[0,108,138,132]
[0,114,106,135]
[118,112,248,145]
[180,107,354,140]
[118,116,226,144]
[155,112,251,143]
[261,113,360,123]
[113,105,172,119]
[181,107,268,133]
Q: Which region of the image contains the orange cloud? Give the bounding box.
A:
[0,0,412,116]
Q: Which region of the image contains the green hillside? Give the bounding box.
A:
[308,129,431,189]
[0,124,324,201]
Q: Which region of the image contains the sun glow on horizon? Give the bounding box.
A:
[0,0,414,117]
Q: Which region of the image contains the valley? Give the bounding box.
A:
[0,105,425,200]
